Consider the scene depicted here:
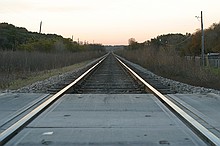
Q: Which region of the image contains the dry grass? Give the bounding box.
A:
[8,61,89,90]
[116,47,220,90]
[0,51,104,90]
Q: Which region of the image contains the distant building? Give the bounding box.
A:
[207,53,220,68]
[207,53,220,59]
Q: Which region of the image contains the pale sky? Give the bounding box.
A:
[1,0,220,45]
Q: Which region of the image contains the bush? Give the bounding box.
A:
[116,47,220,90]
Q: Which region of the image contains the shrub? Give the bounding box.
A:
[116,47,220,90]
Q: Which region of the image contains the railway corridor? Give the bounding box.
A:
[1,53,220,145]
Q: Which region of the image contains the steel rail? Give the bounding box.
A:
[0,54,108,146]
[115,55,220,146]
[0,94,49,128]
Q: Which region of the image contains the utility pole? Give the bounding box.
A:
[39,21,42,34]
[201,11,205,66]
[196,11,205,66]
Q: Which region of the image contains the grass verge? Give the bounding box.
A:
[116,48,220,90]
[8,61,90,90]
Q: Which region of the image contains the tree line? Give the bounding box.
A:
[128,21,220,56]
[0,23,104,52]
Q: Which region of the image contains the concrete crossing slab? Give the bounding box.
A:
[168,93,220,138]
[0,93,49,132]
[168,93,220,124]
[6,94,205,146]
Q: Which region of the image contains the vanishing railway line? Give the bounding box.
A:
[72,53,145,94]
[0,53,220,145]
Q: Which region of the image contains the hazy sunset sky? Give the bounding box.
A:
[1,0,220,45]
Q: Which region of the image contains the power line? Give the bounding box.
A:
[159,35,192,47]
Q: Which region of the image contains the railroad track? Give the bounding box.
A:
[72,53,145,94]
[0,53,220,145]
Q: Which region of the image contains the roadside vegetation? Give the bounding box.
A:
[117,22,220,90]
[0,23,105,90]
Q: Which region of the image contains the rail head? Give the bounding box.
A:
[115,55,220,146]
[0,53,109,146]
